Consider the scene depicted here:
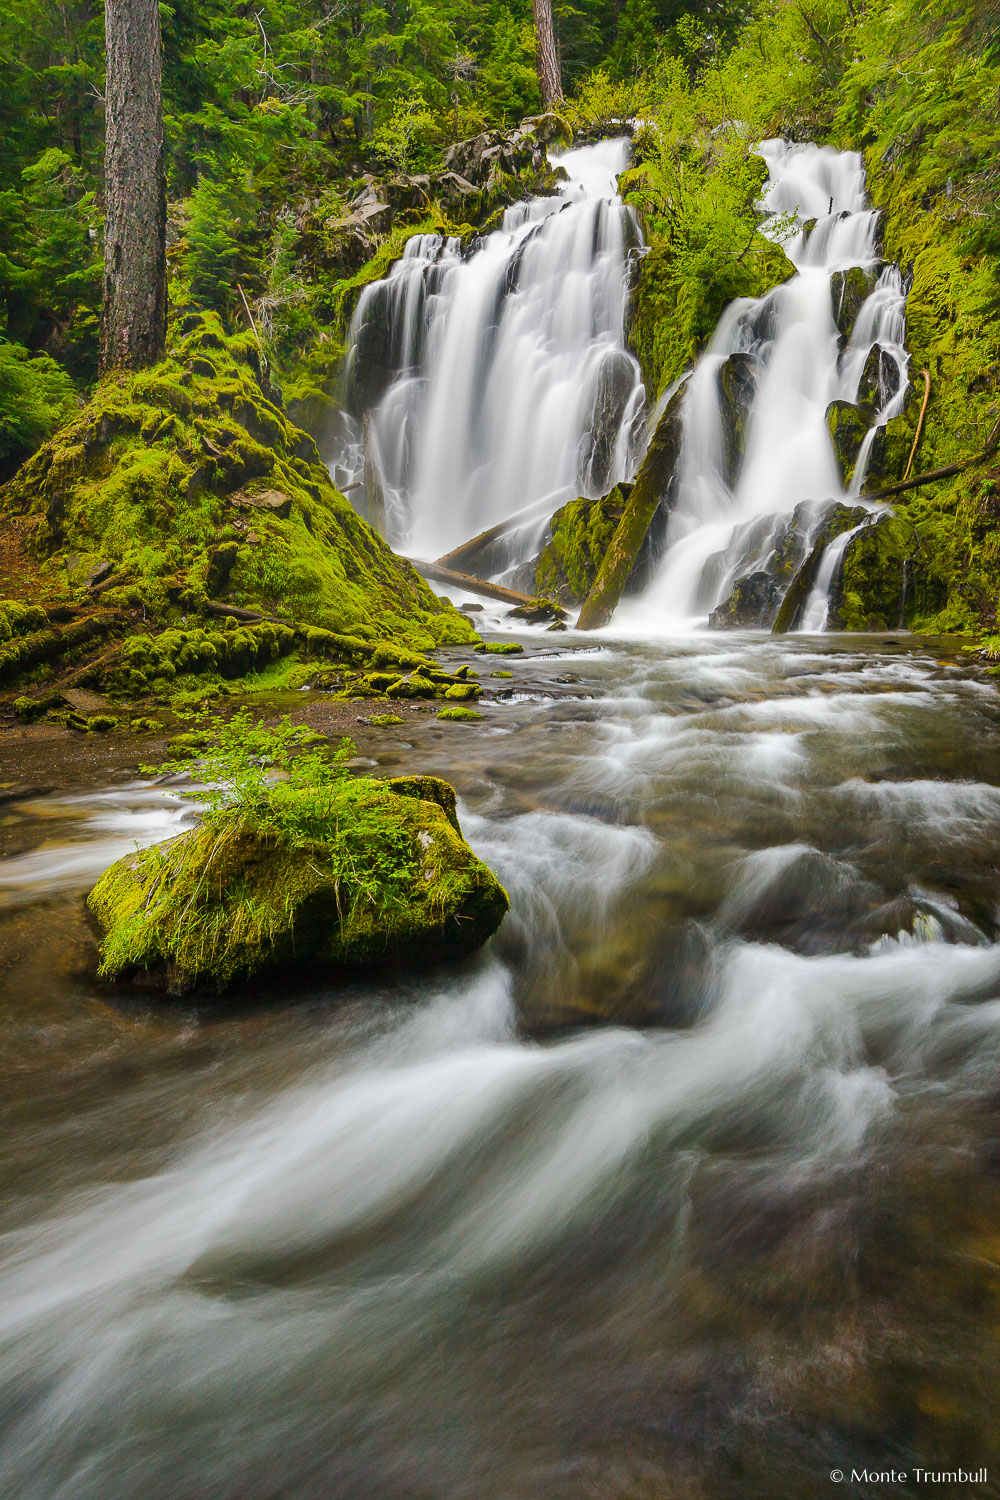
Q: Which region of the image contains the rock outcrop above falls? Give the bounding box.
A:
[294,114,573,280]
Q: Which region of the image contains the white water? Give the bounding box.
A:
[340,140,645,561]
[622,140,910,631]
[2,638,1000,1495]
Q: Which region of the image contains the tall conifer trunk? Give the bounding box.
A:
[532,0,563,109]
[100,0,166,373]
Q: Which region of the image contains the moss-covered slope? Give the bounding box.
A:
[0,311,476,651]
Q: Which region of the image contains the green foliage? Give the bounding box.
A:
[179,170,267,315]
[155,711,415,886]
[0,340,78,475]
[624,119,796,394]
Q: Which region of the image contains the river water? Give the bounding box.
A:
[2,630,999,1498]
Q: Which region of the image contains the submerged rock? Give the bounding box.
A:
[88,776,508,995]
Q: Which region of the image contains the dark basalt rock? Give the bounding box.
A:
[581,349,640,495]
[717,352,758,489]
[857,340,902,414]
[707,569,782,629]
[831,266,873,339]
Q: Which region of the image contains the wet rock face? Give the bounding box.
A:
[707,570,781,629]
[826,398,872,486]
[581,350,640,495]
[771,502,869,633]
[827,511,918,630]
[88,777,509,996]
[857,340,902,413]
[831,266,873,339]
[717,352,758,490]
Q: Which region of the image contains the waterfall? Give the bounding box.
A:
[631,139,910,631]
[338,140,646,563]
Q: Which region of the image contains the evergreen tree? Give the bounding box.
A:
[100,0,166,371]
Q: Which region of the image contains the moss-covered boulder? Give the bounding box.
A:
[88,775,508,995]
[534,485,630,605]
[828,512,920,631]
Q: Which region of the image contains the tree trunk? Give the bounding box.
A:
[532,0,563,109]
[100,0,166,373]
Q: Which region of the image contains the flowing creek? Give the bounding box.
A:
[1,631,1000,1496]
[2,130,999,1498]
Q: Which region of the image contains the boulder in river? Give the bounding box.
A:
[88,776,508,995]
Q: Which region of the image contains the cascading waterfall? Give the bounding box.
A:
[337,140,646,563]
[631,139,910,631]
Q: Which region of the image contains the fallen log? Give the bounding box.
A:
[577,381,687,630]
[202,600,265,622]
[406,557,542,608]
[859,461,966,504]
[435,497,557,572]
[860,412,1000,503]
[0,611,122,685]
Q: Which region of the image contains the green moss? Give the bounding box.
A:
[535,487,630,605]
[369,713,404,726]
[1,311,476,662]
[129,717,163,734]
[0,600,48,642]
[474,642,523,655]
[437,706,483,721]
[12,693,47,721]
[88,778,507,993]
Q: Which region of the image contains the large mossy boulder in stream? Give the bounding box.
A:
[88,773,508,995]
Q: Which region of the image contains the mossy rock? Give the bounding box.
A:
[474,642,523,655]
[534,486,630,605]
[772,503,869,634]
[437,707,483,721]
[87,778,508,995]
[828,512,921,631]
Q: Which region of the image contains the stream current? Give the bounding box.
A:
[1,632,999,1497]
